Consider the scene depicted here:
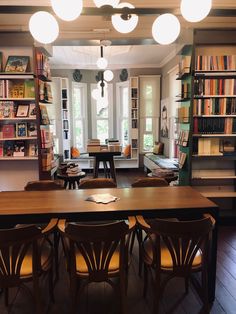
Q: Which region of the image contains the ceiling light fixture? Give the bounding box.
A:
[152,13,180,45]
[111,2,138,34]
[96,46,108,69]
[93,0,120,8]
[180,0,212,23]
[51,0,83,21]
[29,11,59,44]
[104,69,114,81]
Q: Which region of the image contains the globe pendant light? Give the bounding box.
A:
[180,0,212,22]
[29,11,59,44]
[104,70,114,82]
[112,2,138,34]
[94,0,120,8]
[51,0,83,21]
[152,14,180,45]
[96,46,108,70]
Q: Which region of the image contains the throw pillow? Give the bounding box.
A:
[123,144,131,157]
[71,147,80,158]
[153,142,164,155]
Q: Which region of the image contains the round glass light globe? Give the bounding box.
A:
[112,2,138,34]
[180,0,212,22]
[29,11,59,44]
[97,80,108,90]
[92,88,100,100]
[93,0,120,8]
[104,70,114,81]
[51,0,83,21]
[96,57,108,69]
[152,14,180,45]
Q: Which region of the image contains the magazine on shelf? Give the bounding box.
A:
[13,140,25,157]
[16,122,27,137]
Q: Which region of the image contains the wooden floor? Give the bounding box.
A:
[1,169,236,314]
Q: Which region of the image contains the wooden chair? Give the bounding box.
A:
[131,177,168,188]
[24,179,64,280]
[137,214,215,314]
[0,219,57,314]
[78,178,117,189]
[130,177,169,275]
[24,180,64,191]
[58,217,136,314]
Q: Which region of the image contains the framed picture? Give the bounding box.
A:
[4,56,29,73]
[16,104,29,117]
[16,122,27,137]
[160,98,169,138]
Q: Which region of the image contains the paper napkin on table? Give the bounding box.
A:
[86,193,119,204]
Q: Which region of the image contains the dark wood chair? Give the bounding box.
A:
[131,177,168,187]
[0,219,57,314]
[78,178,117,189]
[58,217,136,314]
[137,214,215,314]
[130,177,169,275]
[24,180,64,280]
[24,180,64,191]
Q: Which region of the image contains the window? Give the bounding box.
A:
[71,82,87,152]
[116,81,129,147]
[91,83,113,143]
[139,75,160,152]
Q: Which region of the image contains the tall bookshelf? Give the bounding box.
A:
[35,48,58,180]
[130,77,139,166]
[176,45,193,185]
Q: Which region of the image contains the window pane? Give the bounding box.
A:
[96,100,108,118]
[97,120,108,143]
[121,119,129,146]
[143,134,154,152]
[74,88,81,118]
[146,118,152,132]
[122,87,129,117]
[74,120,83,149]
[145,100,153,116]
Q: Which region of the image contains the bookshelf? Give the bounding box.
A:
[191,30,236,202]
[130,76,139,165]
[35,48,57,180]
[176,45,192,185]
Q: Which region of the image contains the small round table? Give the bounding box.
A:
[57,171,86,189]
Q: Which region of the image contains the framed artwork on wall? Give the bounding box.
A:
[160,99,169,138]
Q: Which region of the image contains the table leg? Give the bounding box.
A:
[108,157,116,182]
[94,158,99,178]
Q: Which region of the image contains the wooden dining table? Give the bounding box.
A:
[0,186,218,303]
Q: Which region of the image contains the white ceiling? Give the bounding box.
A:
[0,1,236,69]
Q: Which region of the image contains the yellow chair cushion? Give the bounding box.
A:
[20,242,52,277]
[143,236,202,269]
[75,248,120,276]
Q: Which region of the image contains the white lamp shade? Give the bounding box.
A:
[29,11,59,44]
[112,2,138,34]
[104,70,114,81]
[51,0,83,21]
[152,14,180,45]
[96,57,108,69]
[180,0,212,22]
[94,0,120,8]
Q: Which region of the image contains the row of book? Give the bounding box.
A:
[177,130,189,147]
[36,51,51,80]
[0,101,36,119]
[193,138,223,156]
[193,117,236,134]
[40,127,53,149]
[0,122,37,138]
[194,78,236,96]
[180,82,191,98]
[178,55,191,75]
[0,79,35,99]
[195,55,236,71]
[179,151,187,169]
[87,138,101,152]
[39,81,52,103]
[193,98,236,116]
[0,140,38,157]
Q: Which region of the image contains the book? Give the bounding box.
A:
[2,124,15,138]
[13,140,25,157]
[28,122,37,137]
[28,103,36,118]
[0,142,3,157]
[16,122,27,137]
[24,80,35,98]
[0,101,14,118]
[28,142,38,157]
[40,104,50,125]
[3,140,14,156]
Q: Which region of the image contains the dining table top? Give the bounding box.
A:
[0,186,218,223]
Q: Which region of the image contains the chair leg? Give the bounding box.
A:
[54,230,60,281]
[185,276,189,294]
[4,288,9,307]
[129,230,135,254]
[143,264,148,298]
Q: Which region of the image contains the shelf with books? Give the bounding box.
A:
[130,77,139,164]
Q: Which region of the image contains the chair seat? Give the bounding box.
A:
[143,235,202,269]
[21,241,53,277]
